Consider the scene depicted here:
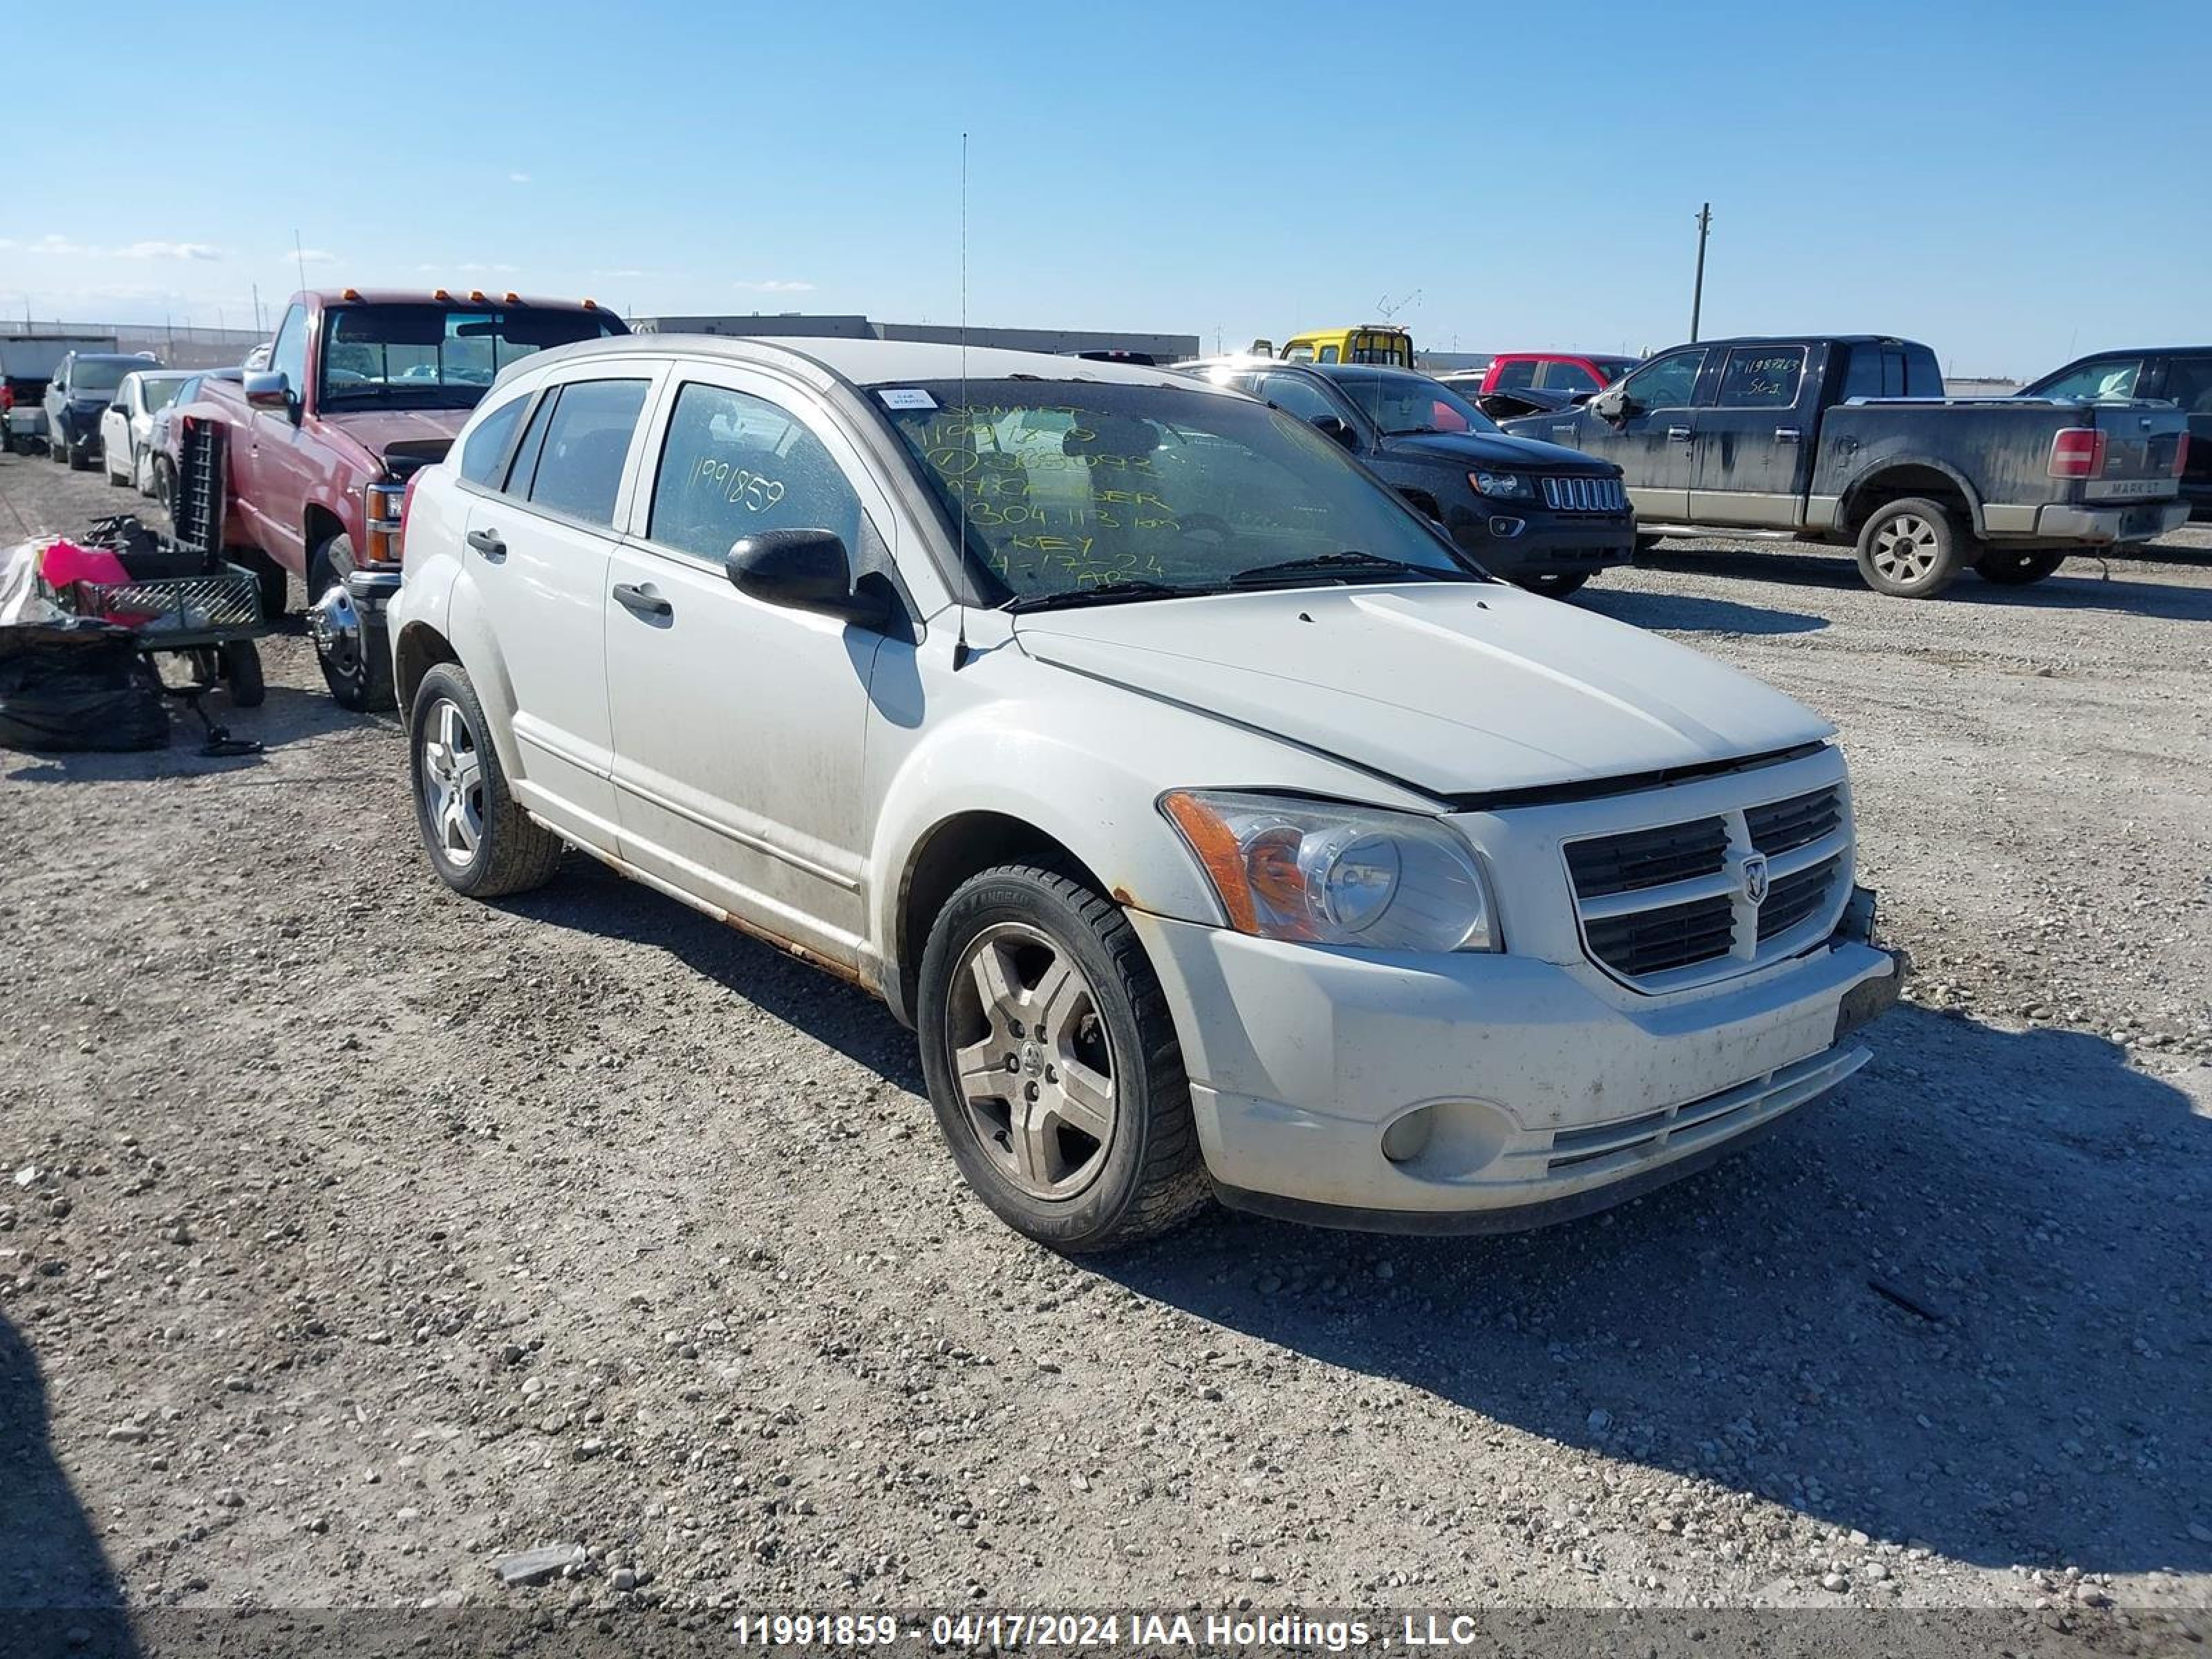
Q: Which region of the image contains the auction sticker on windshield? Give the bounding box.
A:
[877,387,937,410]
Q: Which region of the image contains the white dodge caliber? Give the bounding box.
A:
[385,336,1902,1251]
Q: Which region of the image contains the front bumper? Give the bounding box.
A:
[1129,897,1902,1233]
[1452,511,1635,579]
[344,568,404,617]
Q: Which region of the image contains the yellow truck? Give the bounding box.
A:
[1272,325,1414,368]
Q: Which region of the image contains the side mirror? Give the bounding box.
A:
[1309,413,1360,451]
[1587,384,1631,422]
[727,529,889,626]
[243,371,291,411]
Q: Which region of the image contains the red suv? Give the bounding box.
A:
[1481,353,1642,397]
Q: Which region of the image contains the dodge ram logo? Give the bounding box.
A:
[1741,853,1770,907]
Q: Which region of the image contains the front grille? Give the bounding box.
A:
[1562,778,1853,990]
[1758,855,1843,940]
[1747,785,1841,855]
[1586,893,1736,978]
[1539,474,1627,513]
[1564,816,1727,898]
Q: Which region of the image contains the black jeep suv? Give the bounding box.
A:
[1178,359,1635,595]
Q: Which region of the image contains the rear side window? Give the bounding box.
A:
[2036,357,2143,401]
[1714,346,1805,407]
[648,382,863,562]
[1317,346,1340,364]
[458,393,529,487]
[522,379,649,526]
[2162,355,2212,413]
[1535,360,1602,393]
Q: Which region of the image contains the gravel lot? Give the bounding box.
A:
[2,452,2207,1641]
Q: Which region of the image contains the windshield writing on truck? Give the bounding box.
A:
[319,306,623,408]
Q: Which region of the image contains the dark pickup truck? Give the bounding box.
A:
[1503,335,2192,597]
[2019,347,2212,520]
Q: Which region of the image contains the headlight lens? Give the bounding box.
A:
[1161,790,1499,953]
[1470,470,1532,499]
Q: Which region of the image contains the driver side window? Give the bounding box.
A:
[1620,348,1707,411]
[269,305,308,400]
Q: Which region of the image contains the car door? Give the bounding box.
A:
[1573,345,1709,520]
[462,367,659,851]
[101,376,135,471]
[602,368,893,969]
[44,356,68,446]
[1689,344,1815,526]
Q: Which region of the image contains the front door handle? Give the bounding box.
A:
[1774,427,1802,444]
[1666,425,1693,442]
[465,528,506,561]
[612,581,672,619]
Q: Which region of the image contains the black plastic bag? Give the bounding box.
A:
[0,621,169,753]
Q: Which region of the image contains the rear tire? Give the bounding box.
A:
[153,456,177,518]
[1517,570,1591,598]
[1974,548,2065,586]
[408,662,564,899]
[310,533,395,712]
[1853,497,1968,598]
[917,863,1210,1253]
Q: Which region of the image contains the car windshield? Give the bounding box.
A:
[142,377,187,413]
[319,305,624,408]
[878,378,1486,606]
[1328,369,1501,436]
[71,359,130,395]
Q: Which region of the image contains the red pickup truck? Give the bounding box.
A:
[198,288,627,706]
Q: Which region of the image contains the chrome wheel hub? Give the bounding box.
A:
[1870,514,1940,582]
[947,921,1116,1200]
[419,697,485,868]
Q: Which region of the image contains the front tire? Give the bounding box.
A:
[917,865,1209,1253]
[1853,497,1968,598]
[1974,548,2065,586]
[408,663,564,899]
[152,456,177,518]
[310,533,395,711]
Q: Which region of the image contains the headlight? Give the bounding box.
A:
[1470,470,1533,500]
[1161,790,1499,953]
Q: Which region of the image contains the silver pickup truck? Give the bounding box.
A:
[1503,334,2191,597]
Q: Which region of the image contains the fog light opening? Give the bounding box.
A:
[1380,1106,1436,1165]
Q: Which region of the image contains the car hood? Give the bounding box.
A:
[1387,429,1604,473]
[317,408,467,465]
[1011,584,1831,798]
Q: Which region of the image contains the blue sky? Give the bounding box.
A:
[8,1,2207,375]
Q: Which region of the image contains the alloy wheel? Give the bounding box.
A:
[1869,513,1940,584]
[946,921,1118,1200]
[419,697,485,868]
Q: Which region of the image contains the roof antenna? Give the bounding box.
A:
[953,129,973,671]
[292,230,309,297]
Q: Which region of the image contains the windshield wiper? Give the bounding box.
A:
[1002,579,1204,615]
[1227,551,1459,588]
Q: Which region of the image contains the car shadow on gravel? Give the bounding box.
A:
[1107,1008,2212,1578]
[1640,543,2212,620]
[0,1312,140,1652]
[498,856,924,1088]
[1577,588,1828,635]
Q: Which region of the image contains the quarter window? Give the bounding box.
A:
[649,382,864,562]
[1621,348,1707,410]
[1714,346,1805,407]
[458,393,529,488]
[521,378,648,527]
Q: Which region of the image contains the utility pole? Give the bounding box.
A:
[1689,202,1712,342]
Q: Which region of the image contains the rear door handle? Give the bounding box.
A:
[1774,427,1802,444]
[1666,425,1693,442]
[465,528,506,561]
[612,581,672,619]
